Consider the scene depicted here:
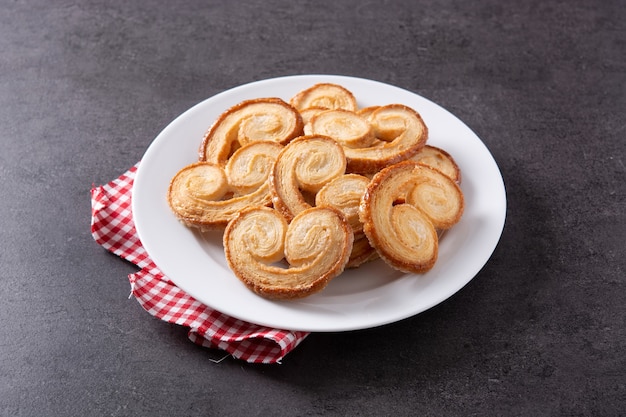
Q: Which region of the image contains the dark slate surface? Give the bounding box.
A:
[1,1,624,415]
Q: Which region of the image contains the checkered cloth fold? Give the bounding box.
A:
[90,163,309,364]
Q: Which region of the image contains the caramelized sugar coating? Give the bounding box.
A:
[168,141,283,230]
[305,109,376,149]
[290,83,358,112]
[315,174,371,235]
[199,98,303,165]
[359,161,464,273]
[224,206,354,299]
[343,104,428,174]
[270,135,346,222]
[410,145,461,183]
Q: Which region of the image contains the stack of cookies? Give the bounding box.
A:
[168,83,464,299]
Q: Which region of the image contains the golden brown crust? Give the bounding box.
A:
[405,162,464,229]
[298,106,327,125]
[289,83,358,112]
[410,145,461,183]
[304,109,376,149]
[343,104,429,174]
[223,206,354,299]
[359,160,464,273]
[315,173,370,235]
[356,105,380,119]
[199,98,303,165]
[346,235,378,269]
[168,141,282,230]
[224,141,284,195]
[270,135,347,222]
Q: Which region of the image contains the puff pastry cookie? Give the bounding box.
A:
[346,104,429,174]
[289,83,358,112]
[410,145,461,183]
[270,135,346,221]
[199,98,303,165]
[315,174,370,235]
[304,109,376,149]
[224,206,354,299]
[359,161,464,273]
[168,141,283,230]
[316,173,376,268]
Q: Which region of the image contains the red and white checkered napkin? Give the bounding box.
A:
[90,163,309,364]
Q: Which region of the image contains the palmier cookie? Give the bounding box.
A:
[359,161,464,273]
[168,141,283,230]
[224,206,354,299]
[290,83,358,112]
[315,174,371,235]
[316,173,376,268]
[344,104,428,174]
[270,135,346,222]
[304,109,376,149]
[410,145,461,183]
[199,98,303,165]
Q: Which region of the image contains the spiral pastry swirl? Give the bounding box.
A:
[290,83,358,112]
[347,235,379,268]
[224,206,354,299]
[315,174,370,235]
[199,98,303,165]
[270,135,347,221]
[168,141,283,230]
[410,144,461,183]
[298,106,327,125]
[305,109,376,149]
[359,161,464,273]
[346,104,428,174]
[315,173,376,268]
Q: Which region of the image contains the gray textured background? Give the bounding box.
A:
[1,0,624,415]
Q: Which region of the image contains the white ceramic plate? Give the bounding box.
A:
[132,75,506,332]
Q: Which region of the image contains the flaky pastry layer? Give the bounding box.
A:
[315,173,370,235]
[168,141,283,230]
[304,109,375,149]
[199,98,303,165]
[359,161,464,273]
[289,83,358,112]
[270,135,346,222]
[345,104,428,174]
[224,206,354,299]
[410,145,461,183]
